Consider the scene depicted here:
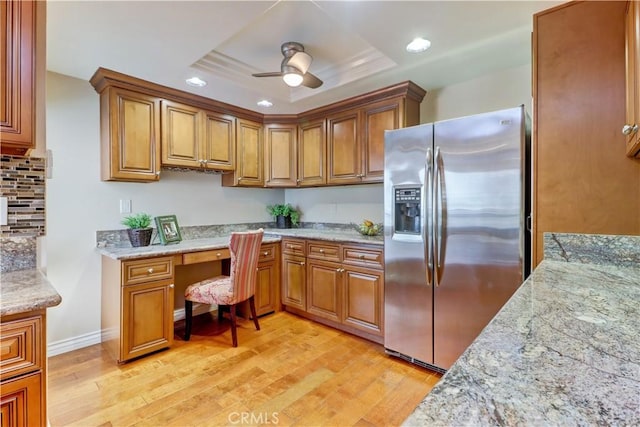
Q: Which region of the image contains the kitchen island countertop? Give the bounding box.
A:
[1,269,62,316]
[404,233,640,426]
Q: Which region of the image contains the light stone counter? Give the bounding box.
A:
[98,227,382,261]
[1,269,62,316]
[404,233,640,426]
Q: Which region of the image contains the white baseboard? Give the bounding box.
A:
[47,330,102,357]
[47,305,216,357]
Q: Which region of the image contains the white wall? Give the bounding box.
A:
[45,72,283,352]
[45,63,531,354]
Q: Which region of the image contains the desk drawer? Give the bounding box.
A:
[307,241,341,262]
[259,244,276,263]
[123,257,174,285]
[183,249,230,265]
[1,315,42,380]
[342,246,384,270]
[282,239,306,256]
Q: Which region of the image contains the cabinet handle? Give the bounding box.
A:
[147,268,154,274]
[155,171,160,176]
[263,251,269,256]
[622,124,639,135]
[169,284,174,288]
[336,268,341,272]
[319,249,325,253]
[300,261,305,266]
[216,252,222,257]
[202,160,208,165]
[296,179,301,183]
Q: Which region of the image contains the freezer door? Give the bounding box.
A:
[433,106,525,370]
[384,124,434,365]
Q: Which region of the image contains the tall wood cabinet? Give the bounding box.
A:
[222,119,264,187]
[1,0,37,156]
[625,0,640,157]
[532,1,640,266]
[297,119,326,186]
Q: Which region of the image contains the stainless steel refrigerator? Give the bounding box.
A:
[383,106,531,372]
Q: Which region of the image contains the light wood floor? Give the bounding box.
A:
[48,312,441,427]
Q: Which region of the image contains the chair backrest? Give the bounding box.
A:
[228,228,264,304]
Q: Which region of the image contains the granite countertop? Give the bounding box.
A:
[404,233,640,426]
[1,269,62,317]
[98,227,382,260]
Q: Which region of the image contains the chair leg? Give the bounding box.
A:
[249,296,260,331]
[218,305,224,321]
[229,304,238,347]
[184,300,193,341]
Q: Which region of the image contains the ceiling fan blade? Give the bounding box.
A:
[287,51,312,74]
[302,72,323,89]
[252,72,284,78]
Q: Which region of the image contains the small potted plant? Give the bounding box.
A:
[121,213,153,247]
[266,204,300,229]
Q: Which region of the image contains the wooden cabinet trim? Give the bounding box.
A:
[0,315,41,381]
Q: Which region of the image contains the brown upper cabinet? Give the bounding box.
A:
[222,119,264,187]
[91,67,425,185]
[99,87,161,182]
[264,123,297,187]
[1,0,36,156]
[161,100,235,171]
[625,0,640,157]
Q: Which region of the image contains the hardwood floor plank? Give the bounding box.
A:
[48,312,441,426]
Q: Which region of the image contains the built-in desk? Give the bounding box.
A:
[99,236,280,363]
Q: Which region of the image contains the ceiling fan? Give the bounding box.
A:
[252,42,323,89]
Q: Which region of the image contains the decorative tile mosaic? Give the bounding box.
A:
[0,155,46,237]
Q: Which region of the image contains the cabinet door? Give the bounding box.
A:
[625,0,640,157]
[121,280,174,362]
[161,100,201,168]
[342,265,383,336]
[102,87,161,182]
[297,119,326,187]
[0,371,42,427]
[307,260,342,323]
[265,123,297,187]
[202,110,235,170]
[223,118,264,187]
[0,0,35,155]
[327,110,361,184]
[281,254,306,311]
[255,262,278,316]
[361,98,402,182]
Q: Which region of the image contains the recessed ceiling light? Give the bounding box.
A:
[257,100,273,108]
[406,38,431,53]
[185,77,207,87]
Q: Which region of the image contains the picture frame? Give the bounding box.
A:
[155,215,182,245]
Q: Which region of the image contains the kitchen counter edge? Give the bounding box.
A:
[1,269,63,317]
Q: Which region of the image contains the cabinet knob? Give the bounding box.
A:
[216,252,222,257]
[622,124,639,136]
[202,160,208,165]
[319,249,325,253]
[147,268,154,274]
[296,179,301,183]
[336,268,341,272]
[155,171,160,176]
[169,284,174,288]
[300,261,305,266]
[263,251,269,256]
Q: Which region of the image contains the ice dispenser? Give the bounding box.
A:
[394,187,421,234]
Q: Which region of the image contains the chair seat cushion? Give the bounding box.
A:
[185,275,235,305]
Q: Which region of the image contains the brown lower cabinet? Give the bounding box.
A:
[281,238,384,344]
[0,310,46,427]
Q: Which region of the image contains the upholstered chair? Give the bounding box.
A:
[184,229,264,347]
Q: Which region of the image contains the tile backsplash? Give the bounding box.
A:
[1,155,46,272]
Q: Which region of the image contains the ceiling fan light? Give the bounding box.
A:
[283,72,303,87]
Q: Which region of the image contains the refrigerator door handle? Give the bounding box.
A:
[434,146,447,285]
[425,147,433,286]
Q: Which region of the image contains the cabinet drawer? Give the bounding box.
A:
[307,241,341,262]
[342,246,384,269]
[0,315,42,380]
[183,249,230,265]
[123,257,174,285]
[282,239,306,256]
[259,244,276,263]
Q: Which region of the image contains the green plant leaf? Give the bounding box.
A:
[121,213,152,229]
